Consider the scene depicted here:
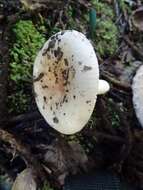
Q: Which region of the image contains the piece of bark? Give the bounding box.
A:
[0,38,9,127]
[0,129,47,183]
[43,138,88,185]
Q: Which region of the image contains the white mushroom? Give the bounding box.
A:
[12,168,36,190]
[33,30,110,134]
[132,65,143,128]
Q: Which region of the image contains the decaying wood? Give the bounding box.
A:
[9,111,41,125]
[0,129,47,183]
[101,70,131,92]
[0,30,9,128]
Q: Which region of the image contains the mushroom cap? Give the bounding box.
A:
[132,65,143,128]
[33,30,99,134]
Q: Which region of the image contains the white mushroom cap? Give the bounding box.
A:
[33,30,107,134]
[132,65,143,128]
[12,168,36,190]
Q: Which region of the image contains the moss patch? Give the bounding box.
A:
[8,20,45,114]
[42,181,53,190]
[95,19,118,57]
[92,0,119,57]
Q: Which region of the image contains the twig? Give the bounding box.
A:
[101,70,131,92]
[95,131,126,144]
[114,0,120,19]
[8,111,41,125]
[124,36,143,60]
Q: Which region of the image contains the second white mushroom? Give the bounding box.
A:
[132,65,143,128]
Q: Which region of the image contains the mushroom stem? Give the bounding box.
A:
[97,79,110,95]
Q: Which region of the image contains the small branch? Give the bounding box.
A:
[101,70,131,92]
[124,36,143,61]
[8,111,41,125]
[95,131,126,144]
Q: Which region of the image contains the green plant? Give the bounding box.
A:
[108,99,120,128]
[95,19,118,57]
[42,181,53,190]
[8,91,30,114]
[92,0,119,57]
[10,20,45,84]
[9,20,45,114]
[119,0,132,14]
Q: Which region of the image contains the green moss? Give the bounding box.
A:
[10,20,45,83]
[119,0,132,15]
[9,20,45,114]
[66,5,88,31]
[42,181,53,190]
[92,0,114,19]
[108,99,120,128]
[95,19,118,57]
[8,91,30,114]
[92,0,119,57]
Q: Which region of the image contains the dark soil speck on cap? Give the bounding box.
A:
[42,49,48,56]
[33,72,44,82]
[60,31,65,35]
[42,85,48,89]
[86,100,91,104]
[47,54,51,59]
[48,67,51,72]
[48,39,56,50]
[53,117,59,123]
[54,50,58,57]
[62,95,67,103]
[64,58,69,66]
[58,39,61,43]
[55,102,59,109]
[51,35,56,40]
[82,66,92,72]
[43,96,47,103]
[56,47,63,61]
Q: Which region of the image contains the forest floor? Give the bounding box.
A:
[0,0,143,189]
